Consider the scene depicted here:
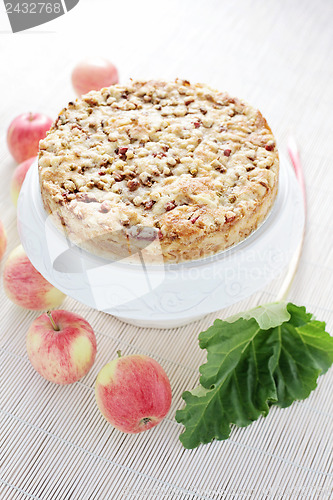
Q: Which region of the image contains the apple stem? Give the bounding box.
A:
[47,311,60,331]
[117,350,122,358]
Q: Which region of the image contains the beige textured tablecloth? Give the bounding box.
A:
[0,0,332,498]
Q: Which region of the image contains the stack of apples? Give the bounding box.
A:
[1,58,172,435]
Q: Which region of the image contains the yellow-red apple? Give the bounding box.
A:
[71,58,119,95]
[7,112,53,163]
[95,353,172,433]
[0,219,7,260]
[11,156,36,206]
[27,310,97,384]
[3,244,65,310]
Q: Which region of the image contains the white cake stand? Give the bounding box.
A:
[17,155,304,328]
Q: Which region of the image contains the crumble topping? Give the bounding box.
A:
[39,79,279,262]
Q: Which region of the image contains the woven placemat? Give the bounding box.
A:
[1,0,332,497]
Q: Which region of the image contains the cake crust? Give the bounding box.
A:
[38,79,279,263]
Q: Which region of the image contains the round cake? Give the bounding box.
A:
[38,79,279,263]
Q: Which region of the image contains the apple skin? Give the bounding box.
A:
[27,310,97,385]
[3,244,65,310]
[10,156,36,206]
[7,113,53,163]
[71,58,119,96]
[0,219,7,261]
[95,354,172,433]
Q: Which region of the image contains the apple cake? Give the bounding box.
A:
[38,79,279,263]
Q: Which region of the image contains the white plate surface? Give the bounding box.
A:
[17,156,304,328]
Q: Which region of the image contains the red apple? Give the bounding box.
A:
[7,113,53,163]
[3,244,65,310]
[11,156,36,206]
[71,58,119,96]
[0,219,7,261]
[27,310,97,385]
[95,352,172,433]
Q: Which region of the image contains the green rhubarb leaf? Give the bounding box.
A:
[176,303,333,449]
[225,301,291,330]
